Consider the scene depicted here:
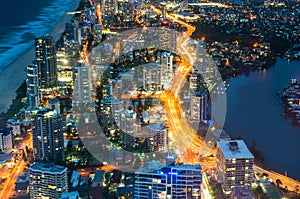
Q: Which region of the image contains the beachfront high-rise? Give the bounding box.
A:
[216,140,254,195]
[29,162,68,199]
[135,161,202,199]
[35,35,58,90]
[31,107,65,165]
[26,62,40,108]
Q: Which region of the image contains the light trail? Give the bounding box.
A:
[0,134,32,198]
[254,165,300,192]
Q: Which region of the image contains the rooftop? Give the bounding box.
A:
[231,186,255,199]
[217,140,254,159]
[147,122,168,131]
[29,162,67,174]
[0,128,12,136]
[136,160,201,173]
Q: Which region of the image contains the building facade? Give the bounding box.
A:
[29,162,68,199]
[216,140,254,195]
[135,162,202,199]
[35,35,58,90]
[31,108,65,164]
[120,109,138,148]
[0,128,13,153]
[143,122,169,152]
[189,70,208,124]
[72,63,92,105]
[26,62,40,108]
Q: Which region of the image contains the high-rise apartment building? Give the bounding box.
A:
[31,108,65,164]
[189,70,208,124]
[190,93,208,124]
[35,35,57,90]
[157,52,174,90]
[26,62,40,108]
[142,63,162,92]
[216,140,254,195]
[120,109,138,148]
[93,24,102,43]
[29,162,68,199]
[72,63,92,105]
[135,162,202,199]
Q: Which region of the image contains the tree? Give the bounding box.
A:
[262,173,269,178]
[276,179,283,187]
[67,141,73,151]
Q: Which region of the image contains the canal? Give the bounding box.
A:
[224,58,300,180]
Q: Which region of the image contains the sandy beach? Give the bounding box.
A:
[0,0,80,113]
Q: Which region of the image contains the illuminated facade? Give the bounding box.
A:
[135,162,202,199]
[189,70,208,123]
[119,109,138,148]
[143,122,169,152]
[93,24,102,43]
[26,62,40,108]
[29,162,68,199]
[31,108,65,165]
[216,140,254,195]
[35,36,58,90]
[142,63,162,92]
[157,52,174,90]
[72,63,92,105]
[0,128,13,153]
[190,93,208,124]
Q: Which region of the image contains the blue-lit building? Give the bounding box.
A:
[134,161,202,199]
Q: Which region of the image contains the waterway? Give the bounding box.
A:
[224,58,300,180]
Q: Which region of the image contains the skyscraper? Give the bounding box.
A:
[120,109,138,148]
[31,108,65,164]
[26,62,40,108]
[189,70,208,124]
[72,63,92,105]
[142,63,162,91]
[29,162,68,199]
[157,52,174,90]
[135,161,202,199]
[190,93,208,124]
[35,35,57,90]
[93,24,102,43]
[216,140,254,195]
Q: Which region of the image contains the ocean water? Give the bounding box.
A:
[0,0,75,72]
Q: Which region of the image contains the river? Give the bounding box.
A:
[224,58,300,180]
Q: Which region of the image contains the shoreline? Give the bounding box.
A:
[0,0,81,114]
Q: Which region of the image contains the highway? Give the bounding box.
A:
[150,4,213,163]
[254,165,300,192]
[0,134,32,199]
[150,3,300,194]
